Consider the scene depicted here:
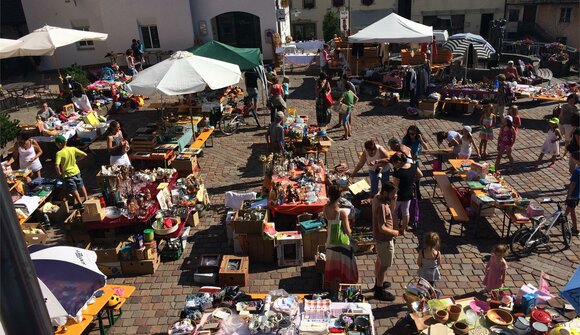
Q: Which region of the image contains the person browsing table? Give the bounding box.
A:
[54,135,88,209]
[4,132,43,179]
[339,85,358,140]
[349,140,391,196]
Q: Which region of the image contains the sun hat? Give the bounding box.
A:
[462,125,472,134]
[548,117,560,125]
[54,135,66,144]
[504,115,513,122]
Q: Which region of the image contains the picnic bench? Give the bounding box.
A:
[190,128,214,149]
[432,171,470,236]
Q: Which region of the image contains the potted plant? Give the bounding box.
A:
[545,42,569,76]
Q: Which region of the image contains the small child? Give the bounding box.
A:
[483,244,508,292]
[508,105,521,135]
[417,232,442,286]
[496,74,508,118]
[282,76,290,102]
[479,105,495,157]
[495,115,516,168]
[54,135,88,209]
[535,117,562,168]
[458,126,480,159]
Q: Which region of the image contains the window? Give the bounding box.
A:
[292,22,316,41]
[361,0,374,5]
[423,15,464,35]
[508,9,519,22]
[560,7,572,23]
[303,0,315,9]
[332,0,344,7]
[140,25,160,49]
[73,26,94,50]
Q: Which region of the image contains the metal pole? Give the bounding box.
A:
[0,175,53,335]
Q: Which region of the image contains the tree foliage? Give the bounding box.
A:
[322,11,340,42]
[0,112,20,149]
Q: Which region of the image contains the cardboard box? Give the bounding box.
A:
[96,169,119,190]
[90,240,124,263]
[121,255,161,275]
[219,255,249,287]
[81,199,105,222]
[233,232,248,255]
[232,210,268,234]
[315,245,326,273]
[22,223,48,245]
[172,156,200,178]
[246,235,275,263]
[194,271,218,285]
[225,211,236,246]
[301,229,327,261]
[190,210,200,227]
[276,231,304,267]
[97,262,123,277]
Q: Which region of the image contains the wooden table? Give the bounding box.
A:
[532,95,567,102]
[85,285,136,335]
[53,315,94,335]
[129,150,175,168]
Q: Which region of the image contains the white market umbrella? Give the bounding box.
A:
[29,245,106,326]
[0,38,23,51]
[127,51,241,96]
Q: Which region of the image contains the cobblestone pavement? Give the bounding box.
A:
[9,72,578,334]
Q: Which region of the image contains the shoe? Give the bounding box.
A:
[73,204,85,210]
[373,287,395,301]
[382,281,392,289]
[572,229,579,237]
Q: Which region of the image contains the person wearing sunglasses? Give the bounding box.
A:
[402,125,430,163]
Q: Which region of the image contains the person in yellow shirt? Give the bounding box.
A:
[54,135,88,209]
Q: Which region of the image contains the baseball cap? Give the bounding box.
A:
[504,115,513,122]
[548,117,560,125]
[54,135,66,144]
[462,125,472,134]
[507,60,514,64]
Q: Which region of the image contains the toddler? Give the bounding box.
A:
[534,117,562,168]
[479,105,495,157]
[483,244,508,292]
[417,232,442,286]
[508,105,521,135]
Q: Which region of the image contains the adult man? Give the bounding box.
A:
[131,39,143,71]
[244,70,261,127]
[266,111,285,153]
[54,135,88,209]
[371,181,400,301]
[37,103,57,121]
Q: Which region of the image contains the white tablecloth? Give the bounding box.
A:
[292,40,324,51]
[284,54,317,65]
[32,121,84,143]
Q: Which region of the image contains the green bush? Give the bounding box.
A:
[0,112,20,149]
[322,11,341,42]
[64,63,89,87]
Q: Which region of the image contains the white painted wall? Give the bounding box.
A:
[190,0,281,61]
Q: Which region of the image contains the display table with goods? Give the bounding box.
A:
[167,286,376,335]
[29,110,108,144]
[530,82,576,102]
[283,117,331,164]
[129,122,195,168]
[405,277,579,334]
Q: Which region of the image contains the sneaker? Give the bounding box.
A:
[382,281,392,289]
[572,228,579,237]
[373,287,395,301]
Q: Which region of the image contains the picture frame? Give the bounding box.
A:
[63,103,75,116]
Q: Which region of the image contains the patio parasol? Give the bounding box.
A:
[28,245,107,326]
[561,265,580,314]
[0,38,23,50]
[442,33,495,59]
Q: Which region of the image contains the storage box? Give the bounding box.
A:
[470,162,489,179]
[97,262,123,277]
[419,100,438,118]
[471,193,497,217]
[219,255,249,287]
[198,254,221,273]
[194,271,218,285]
[276,231,304,267]
[90,240,124,263]
[172,156,200,178]
[301,229,327,261]
[96,168,119,190]
[225,211,236,246]
[233,232,248,255]
[81,199,105,222]
[232,210,268,234]
[190,210,200,227]
[22,223,48,245]
[121,255,161,275]
[246,235,275,263]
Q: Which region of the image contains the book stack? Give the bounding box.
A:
[131,134,158,152]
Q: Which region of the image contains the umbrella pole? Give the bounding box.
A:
[52,54,64,84]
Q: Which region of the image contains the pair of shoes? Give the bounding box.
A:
[373,286,395,301]
[572,228,579,237]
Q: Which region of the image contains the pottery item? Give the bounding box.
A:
[486,308,514,326]
[434,309,449,324]
[531,309,553,326]
[448,304,462,322]
[550,327,571,335]
[513,316,531,335]
[489,326,515,335]
[453,321,469,335]
[532,322,549,335]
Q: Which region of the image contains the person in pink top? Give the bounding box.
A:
[504,60,520,82]
[483,244,509,292]
[508,105,522,135]
[495,115,517,168]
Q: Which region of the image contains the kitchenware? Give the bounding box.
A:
[550,326,571,335]
[453,321,469,335]
[513,316,530,335]
[486,309,514,326]
[470,300,491,314]
[532,322,549,335]
[489,326,514,335]
[448,304,462,322]
[434,309,449,324]
[531,309,553,326]
[465,309,479,326]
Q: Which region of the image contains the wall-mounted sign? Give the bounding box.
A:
[277,9,286,22]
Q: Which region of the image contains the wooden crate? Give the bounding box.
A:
[301,229,327,261]
[276,231,303,267]
[219,255,249,287]
[246,235,275,263]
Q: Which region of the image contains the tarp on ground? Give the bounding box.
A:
[187,40,262,71]
[348,12,433,44]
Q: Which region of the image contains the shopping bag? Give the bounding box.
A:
[323,92,334,108]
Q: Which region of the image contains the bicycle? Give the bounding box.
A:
[510,200,572,258]
[220,96,261,136]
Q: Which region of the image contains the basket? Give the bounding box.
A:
[152,218,180,236]
[404,277,439,300]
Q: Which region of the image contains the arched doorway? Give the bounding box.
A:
[213,12,261,50]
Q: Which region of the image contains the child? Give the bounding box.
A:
[54,135,88,209]
[282,76,290,102]
[339,85,359,140]
[483,244,508,292]
[417,232,442,286]
[458,126,481,159]
[479,105,495,157]
[508,105,522,135]
[534,118,562,168]
[566,151,580,236]
[496,74,508,118]
[495,115,516,168]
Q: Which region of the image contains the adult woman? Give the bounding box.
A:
[5,132,43,178]
[315,72,332,127]
[268,76,286,122]
[125,49,139,76]
[560,93,579,147]
[402,125,430,162]
[323,185,358,291]
[36,115,59,137]
[106,121,131,166]
[436,130,462,157]
[504,60,520,82]
[390,152,423,235]
[350,140,391,196]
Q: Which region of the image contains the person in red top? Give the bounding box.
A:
[268,76,286,122]
[504,61,520,82]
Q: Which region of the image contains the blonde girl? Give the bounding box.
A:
[417,232,442,286]
[479,104,495,157]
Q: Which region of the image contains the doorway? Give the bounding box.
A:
[480,13,494,39]
[214,12,262,50]
[523,5,537,23]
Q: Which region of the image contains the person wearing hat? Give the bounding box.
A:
[266,111,286,153]
[458,125,481,159]
[534,117,562,168]
[504,60,520,82]
[54,135,88,209]
[496,115,517,168]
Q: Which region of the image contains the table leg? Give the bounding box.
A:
[97,310,106,335]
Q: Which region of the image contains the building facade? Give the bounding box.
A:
[506,0,580,48]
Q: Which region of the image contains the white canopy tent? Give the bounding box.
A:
[348,13,433,44]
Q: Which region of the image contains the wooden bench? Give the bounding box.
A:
[432,171,470,236]
[190,128,214,149]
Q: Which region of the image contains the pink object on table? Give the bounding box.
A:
[469,300,490,313]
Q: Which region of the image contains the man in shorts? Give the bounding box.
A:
[54,135,88,209]
[567,150,580,236]
[244,70,261,127]
[371,181,400,301]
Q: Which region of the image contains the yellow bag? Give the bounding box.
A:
[83,112,100,127]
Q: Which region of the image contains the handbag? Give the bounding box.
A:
[323,91,333,108]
